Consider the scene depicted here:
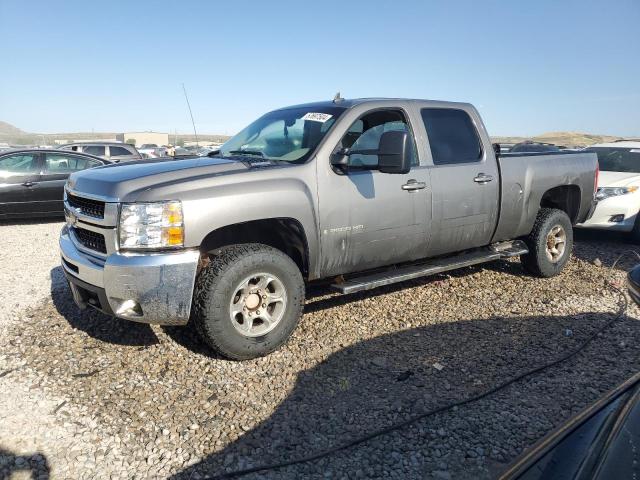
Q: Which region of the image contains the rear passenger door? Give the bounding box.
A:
[36,153,103,213]
[420,107,499,256]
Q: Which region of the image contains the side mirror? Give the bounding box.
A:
[378,130,412,174]
[330,148,350,171]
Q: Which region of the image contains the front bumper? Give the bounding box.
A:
[577,194,639,232]
[60,225,199,325]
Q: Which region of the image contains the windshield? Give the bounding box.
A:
[586,147,640,173]
[219,106,346,163]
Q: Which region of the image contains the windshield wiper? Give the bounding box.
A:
[228,150,264,157]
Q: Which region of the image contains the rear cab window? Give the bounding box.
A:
[420,108,482,165]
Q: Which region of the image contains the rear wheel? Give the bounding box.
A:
[521,208,573,277]
[192,244,305,360]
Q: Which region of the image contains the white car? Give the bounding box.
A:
[578,141,640,239]
[137,145,167,158]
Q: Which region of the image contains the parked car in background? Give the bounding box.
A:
[173,147,193,157]
[578,141,640,239]
[138,145,167,158]
[509,141,561,153]
[59,142,142,162]
[60,97,597,360]
[0,149,110,218]
[197,146,221,156]
[498,143,515,154]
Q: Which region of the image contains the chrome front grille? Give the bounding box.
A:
[73,227,107,254]
[67,193,105,219]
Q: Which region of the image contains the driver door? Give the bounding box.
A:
[0,152,43,216]
[317,108,431,277]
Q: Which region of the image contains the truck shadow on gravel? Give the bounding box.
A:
[162,260,527,358]
[171,311,639,479]
[49,267,160,347]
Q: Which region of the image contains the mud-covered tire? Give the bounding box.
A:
[521,208,573,278]
[192,244,305,360]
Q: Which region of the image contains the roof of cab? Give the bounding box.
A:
[278,97,473,111]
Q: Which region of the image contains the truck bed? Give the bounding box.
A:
[492,150,598,243]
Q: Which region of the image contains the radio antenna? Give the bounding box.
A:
[182,83,199,147]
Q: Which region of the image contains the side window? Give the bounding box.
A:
[0,154,39,175]
[421,108,482,165]
[109,146,132,157]
[340,110,417,168]
[45,154,101,173]
[82,145,106,157]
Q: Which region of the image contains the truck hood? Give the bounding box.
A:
[599,171,640,188]
[67,156,248,202]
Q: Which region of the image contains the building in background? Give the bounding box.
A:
[116,131,169,147]
[55,137,119,145]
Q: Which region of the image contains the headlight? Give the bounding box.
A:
[595,186,639,201]
[119,201,184,249]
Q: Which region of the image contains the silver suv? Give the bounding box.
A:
[59,142,142,162]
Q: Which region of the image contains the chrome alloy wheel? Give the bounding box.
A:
[229,273,287,337]
[545,224,566,263]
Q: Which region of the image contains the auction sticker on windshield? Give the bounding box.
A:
[302,112,333,123]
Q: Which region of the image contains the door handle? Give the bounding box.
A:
[473,173,494,184]
[21,181,37,187]
[401,179,427,191]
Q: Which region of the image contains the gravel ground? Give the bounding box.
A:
[1,223,640,479]
[0,219,66,328]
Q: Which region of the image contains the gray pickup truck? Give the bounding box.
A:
[60,98,598,359]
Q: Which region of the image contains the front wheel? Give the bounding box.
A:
[192,244,305,360]
[521,208,573,277]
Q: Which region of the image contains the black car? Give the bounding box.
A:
[501,370,640,480]
[509,141,562,153]
[500,266,640,480]
[0,149,110,219]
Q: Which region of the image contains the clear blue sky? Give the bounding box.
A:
[1,0,639,137]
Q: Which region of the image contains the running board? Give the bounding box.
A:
[331,240,528,294]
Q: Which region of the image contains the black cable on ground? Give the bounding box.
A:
[211,254,633,480]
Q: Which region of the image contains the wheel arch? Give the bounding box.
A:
[199,218,310,278]
[539,184,582,224]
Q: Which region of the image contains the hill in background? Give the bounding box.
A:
[0,121,26,137]
[0,121,229,146]
[0,120,628,148]
[491,131,623,147]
